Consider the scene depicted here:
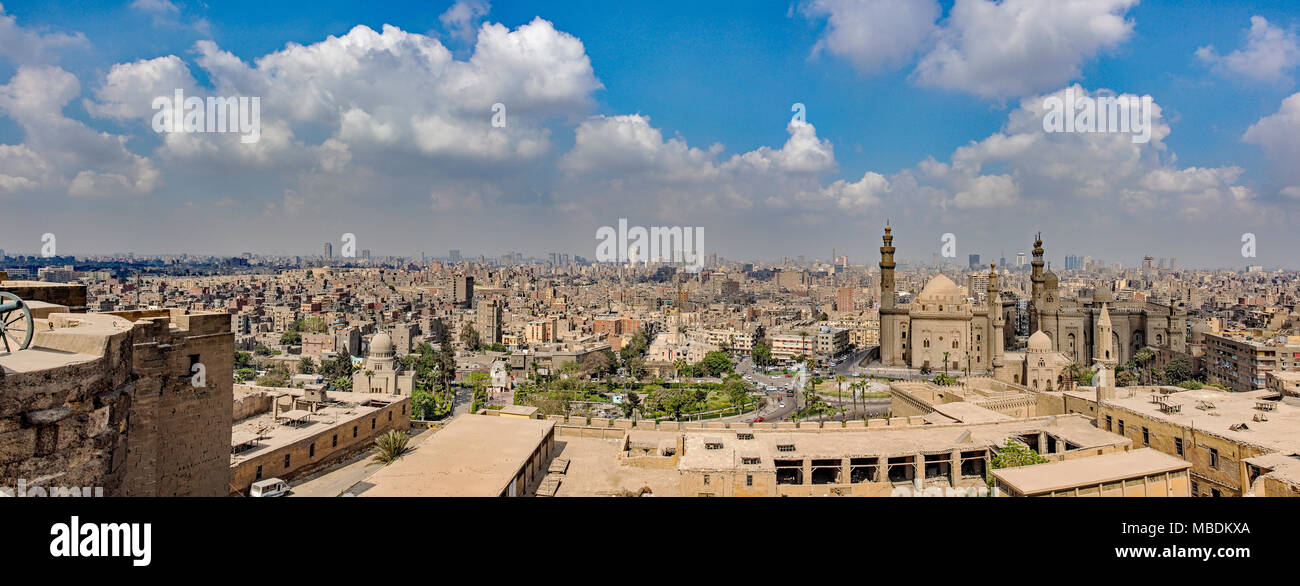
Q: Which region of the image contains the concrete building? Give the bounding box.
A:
[1204,332,1300,392]
[991,448,1192,497]
[360,415,556,497]
[352,332,413,395]
[0,280,233,496]
[229,387,410,495]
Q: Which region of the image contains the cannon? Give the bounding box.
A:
[0,291,33,353]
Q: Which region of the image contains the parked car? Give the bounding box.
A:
[753,416,765,422]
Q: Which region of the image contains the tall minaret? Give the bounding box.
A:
[880,225,896,310]
[1029,232,1046,334]
[987,263,1004,370]
[1094,302,1118,401]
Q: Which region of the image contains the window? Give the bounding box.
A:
[736,432,754,440]
[1105,415,1112,431]
[353,426,358,438]
[1142,427,1150,446]
[1175,437,1183,456]
[255,465,262,480]
[777,444,795,453]
[746,474,753,486]
[1118,420,1125,436]
[283,454,291,469]
[332,434,338,448]
[741,457,761,465]
[371,418,376,430]
[1210,448,1219,469]
[309,443,315,458]
[388,412,392,422]
[705,442,723,450]
[703,474,710,485]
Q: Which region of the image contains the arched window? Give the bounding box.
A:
[952,340,959,349]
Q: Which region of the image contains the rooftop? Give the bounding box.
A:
[360,415,555,497]
[1102,387,1300,454]
[991,448,1191,495]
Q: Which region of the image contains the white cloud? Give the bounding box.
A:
[0,66,159,197]
[0,4,87,64]
[1244,92,1300,190]
[802,0,939,73]
[915,0,1138,99]
[802,0,1139,99]
[1197,16,1300,84]
[440,0,491,44]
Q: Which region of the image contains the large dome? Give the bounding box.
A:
[918,274,959,299]
[370,332,394,356]
[1028,330,1052,352]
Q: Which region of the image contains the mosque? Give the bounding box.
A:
[352,331,414,395]
[877,226,1185,391]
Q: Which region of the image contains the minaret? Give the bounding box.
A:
[880,224,896,310]
[987,263,1004,369]
[1094,302,1118,401]
[1029,232,1045,334]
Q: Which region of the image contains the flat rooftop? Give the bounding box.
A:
[360,415,555,497]
[1102,387,1300,454]
[991,448,1191,495]
[676,414,1126,472]
[230,388,405,464]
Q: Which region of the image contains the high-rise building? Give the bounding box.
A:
[453,275,474,307]
[968,254,981,271]
[449,249,462,262]
[324,242,333,258]
[476,298,503,345]
[836,286,854,312]
[1015,252,1027,268]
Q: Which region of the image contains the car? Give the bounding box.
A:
[753,416,765,422]
[778,403,786,408]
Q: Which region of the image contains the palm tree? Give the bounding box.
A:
[942,351,951,376]
[835,375,847,423]
[364,369,375,392]
[371,429,411,465]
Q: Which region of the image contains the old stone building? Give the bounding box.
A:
[0,280,233,496]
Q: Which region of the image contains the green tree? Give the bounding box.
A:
[460,324,482,351]
[1163,355,1193,384]
[752,344,773,367]
[699,351,733,377]
[234,350,253,370]
[626,357,647,380]
[280,330,302,346]
[371,430,411,465]
[991,440,1048,471]
[298,356,317,375]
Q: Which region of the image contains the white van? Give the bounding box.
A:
[249,478,290,497]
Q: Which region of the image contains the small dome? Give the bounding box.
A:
[1028,330,1051,352]
[370,332,394,356]
[919,274,959,299]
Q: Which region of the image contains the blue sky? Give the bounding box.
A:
[1,1,1298,267]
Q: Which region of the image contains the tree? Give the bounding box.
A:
[991,440,1048,471]
[1134,347,1157,384]
[624,389,642,421]
[724,376,750,414]
[234,350,253,370]
[700,351,734,377]
[298,356,317,375]
[752,344,773,368]
[437,340,457,390]
[280,330,302,346]
[371,430,411,465]
[834,375,847,422]
[559,360,581,379]
[1163,355,1193,384]
[460,324,482,351]
[626,357,647,380]
[235,368,256,383]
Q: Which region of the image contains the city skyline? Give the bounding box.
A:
[0,1,1298,266]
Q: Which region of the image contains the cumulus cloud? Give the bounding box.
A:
[0,3,87,64]
[802,0,1138,99]
[440,0,491,44]
[1197,16,1300,84]
[802,0,939,73]
[0,66,159,197]
[1244,92,1300,190]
